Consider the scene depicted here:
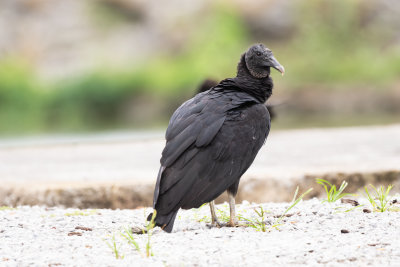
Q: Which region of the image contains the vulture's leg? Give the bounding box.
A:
[209,200,221,227]
[227,181,240,227]
[227,192,238,227]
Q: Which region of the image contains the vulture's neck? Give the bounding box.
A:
[232,54,273,103]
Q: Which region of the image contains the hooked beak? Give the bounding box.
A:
[269,56,285,76]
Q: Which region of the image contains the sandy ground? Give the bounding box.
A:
[1,197,400,266]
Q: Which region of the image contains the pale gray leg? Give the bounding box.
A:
[228,192,238,227]
[209,201,221,227]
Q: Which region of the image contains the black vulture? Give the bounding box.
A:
[148,44,284,232]
[196,78,278,121]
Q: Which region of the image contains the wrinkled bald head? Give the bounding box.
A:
[244,44,284,78]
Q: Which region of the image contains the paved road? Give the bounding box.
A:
[1,124,399,207]
[1,125,399,183]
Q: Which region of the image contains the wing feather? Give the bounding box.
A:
[153,89,268,215]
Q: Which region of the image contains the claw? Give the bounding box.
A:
[211,219,223,228]
[227,218,239,227]
[209,200,221,228]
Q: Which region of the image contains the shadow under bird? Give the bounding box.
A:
[148,44,284,232]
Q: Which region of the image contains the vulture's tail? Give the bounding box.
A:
[147,210,178,233]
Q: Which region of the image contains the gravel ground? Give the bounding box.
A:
[1,197,400,266]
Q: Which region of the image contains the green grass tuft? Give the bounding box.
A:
[316,179,352,203]
[120,227,141,253]
[241,187,312,232]
[106,210,157,259]
[145,210,156,257]
[105,233,124,259]
[364,184,395,212]
[240,206,270,232]
[269,187,313,231]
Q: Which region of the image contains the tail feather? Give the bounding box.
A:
[147,210,178,233]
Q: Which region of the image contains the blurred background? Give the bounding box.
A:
[0,0,399,136]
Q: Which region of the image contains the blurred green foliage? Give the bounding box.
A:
[275,0,400,87]
[0,0,399,135]
[0,59,46,133]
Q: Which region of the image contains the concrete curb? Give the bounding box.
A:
[1,170,399,208]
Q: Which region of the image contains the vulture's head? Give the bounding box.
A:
[244,44,285,78]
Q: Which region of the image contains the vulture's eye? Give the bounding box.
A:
[256,52,262,56]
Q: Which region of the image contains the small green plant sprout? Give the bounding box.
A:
[214,203,244,224]
[193,203,211,223]
[145,210,157,257]
[316,178,352,203]
[117,210,157,258]
[241,187,312,232]
[64,209,97,216]
[0,206,16,211]
[333,205,364,214]
[120,227,141,254]
[196,214,211,223]
[216,208,230,223]
[105,233,124,259]
[241,206,269,232]
[269,187,313,231]
[364,184,395,212]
